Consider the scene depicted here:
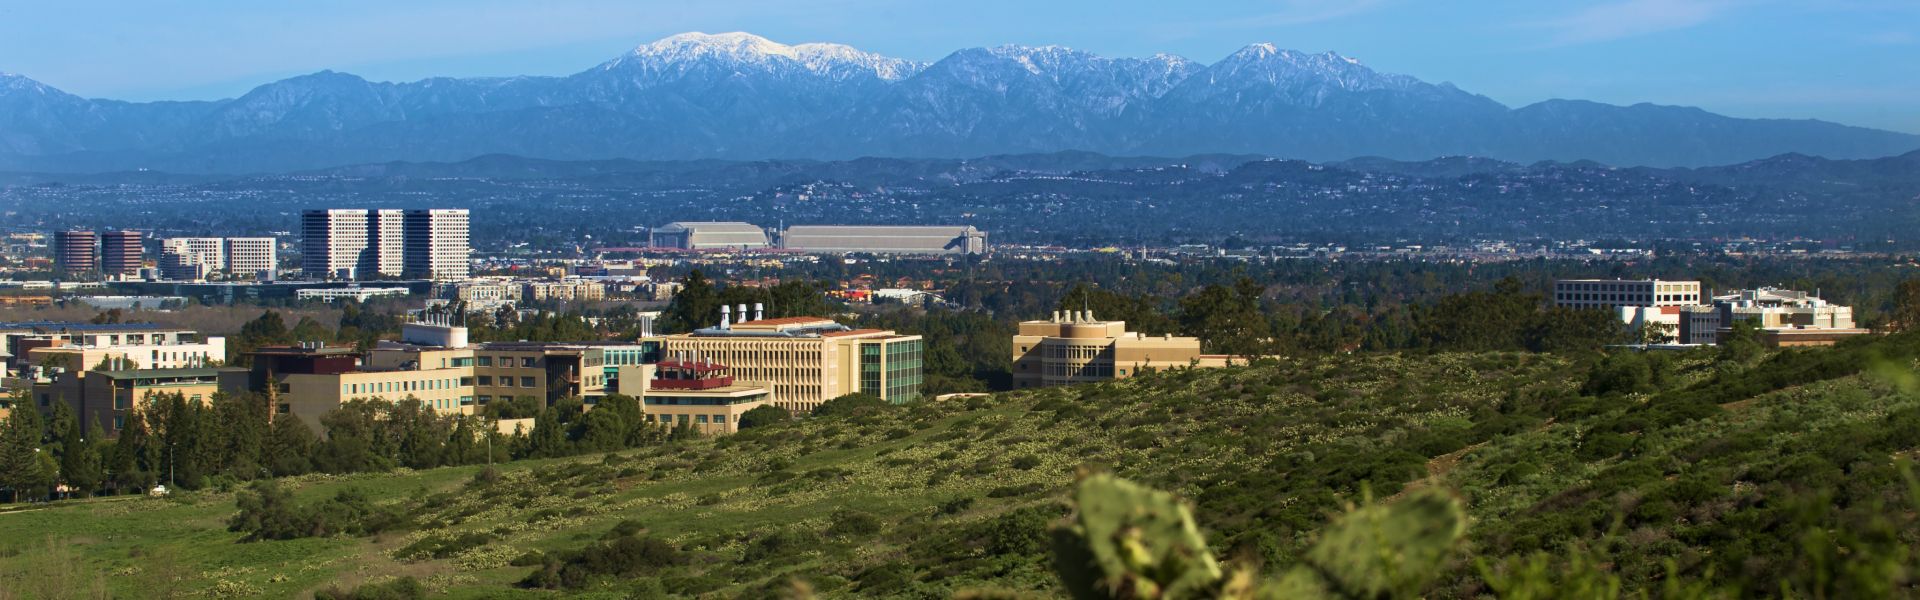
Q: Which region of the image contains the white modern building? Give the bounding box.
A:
[160,237,277,281]
[296,286,411,303]
[303,209,467,280]
[403,209,471,280]
[302,209,375,280]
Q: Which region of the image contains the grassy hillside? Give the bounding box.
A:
[4,336,1920,598]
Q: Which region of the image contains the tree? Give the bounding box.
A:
[738,405,792,429]
[660,270,721,334]
[58,414,103,497]
[1059,284,1176,336]
[1891,279,1920,332]
[0,402,55,502]
[289,316,334,345]
[263,415,315,477]
[1178,278,1271,357]
[231,310,294,365]
[110,413,155,493]
[211,392,269,479]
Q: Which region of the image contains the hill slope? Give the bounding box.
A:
[5,338,1920,597]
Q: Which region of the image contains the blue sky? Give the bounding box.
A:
[3,0,1916,132]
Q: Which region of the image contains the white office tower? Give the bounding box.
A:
[371,209,406,278]
[161,237,277,281]
[159,238,223,280]
[224,237,278,281]
[302,210,372,280]
[404,209,471,280]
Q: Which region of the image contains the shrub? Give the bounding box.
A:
[520,534,686,589]
[828,510,883,537]
[813,393,890,418]
[313,577,426,600]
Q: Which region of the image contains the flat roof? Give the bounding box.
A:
[0,321,185,332]
[97,367,246,380]
[734,316,835,328]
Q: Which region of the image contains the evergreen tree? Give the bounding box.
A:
[59,413,103,497]
[110,413,155,493]
[660,270,720,333]
[0,403,55,501]
[263,414,316,477]
[211,392,269,480]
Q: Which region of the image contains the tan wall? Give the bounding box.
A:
[281,367,475,431]
[1012,325,1205,389]
[662,337,838,412]
[642,388,770,435]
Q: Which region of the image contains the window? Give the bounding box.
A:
[113,416,125,430]
[715,415,727,424]
[478,375,493,386]
[477,357,493,367]
[522,377,536,387]
[522,357,536,368]
[696,415,709,424]
[277,403,290,414]
[477,395,492,404]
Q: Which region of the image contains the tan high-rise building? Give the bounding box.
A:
[1012,310,1223,389]
[655,307,922,413]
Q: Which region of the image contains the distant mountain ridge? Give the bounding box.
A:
[1,31,1915,173]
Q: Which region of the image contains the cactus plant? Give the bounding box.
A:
[1295,487,1468,598]
[1052,473,1225,599]
[1049,475,1468,600]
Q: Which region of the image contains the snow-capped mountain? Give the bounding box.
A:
[0,32,1914,172]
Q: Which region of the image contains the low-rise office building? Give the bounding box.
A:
[32,367,248,434]
[296,286,411,303]
[1013,310,1240,389]
[1553,279,1703,310]
[524,279,606,302]
[654,305,922,413]
[0,322,210,371]
[618,360,773,435]
[1678,287,1868,347]
[25,335,225,374]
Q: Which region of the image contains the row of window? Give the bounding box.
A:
[344,378,462,395]
[644,413,727,425]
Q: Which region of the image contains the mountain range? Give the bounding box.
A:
[2,31,1916,173]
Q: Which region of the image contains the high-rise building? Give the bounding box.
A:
[53,230,98,274]
[159,237,277,281]
[302,210,371,280]
[224,237,277,280]
[99,230,143,276]
[403,209,470,280]
[371,209,406,278]
[304,209,466,281]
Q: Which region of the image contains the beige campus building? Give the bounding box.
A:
[252,322,607,431]
[654,305,922,413]
[1012,310,1235,389]
[615,362,774,435]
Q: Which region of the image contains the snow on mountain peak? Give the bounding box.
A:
[619,31,925,81]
